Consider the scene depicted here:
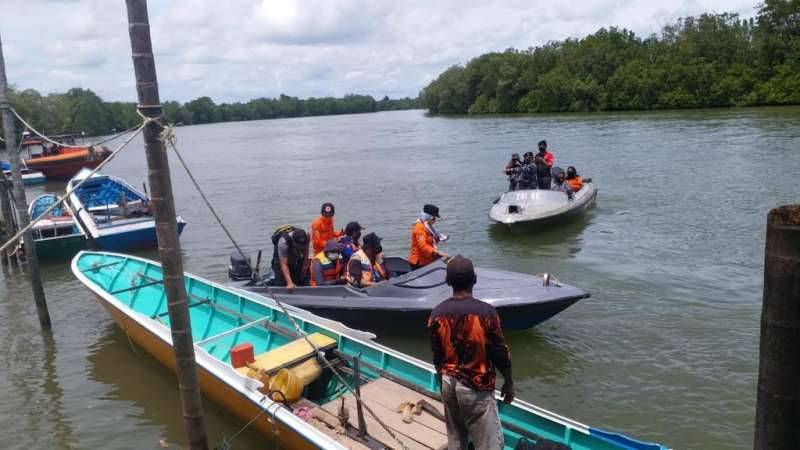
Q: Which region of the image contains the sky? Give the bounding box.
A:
[1,0,757,104]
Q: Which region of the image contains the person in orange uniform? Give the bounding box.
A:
[409,204,449,270]
[565,166,584,192]
[310,239,344,286]
[311,202,343,255]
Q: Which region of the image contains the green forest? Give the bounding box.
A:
[6,88,419,138]
[421,0,800,114]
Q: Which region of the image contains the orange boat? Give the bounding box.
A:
[22,135,111,180]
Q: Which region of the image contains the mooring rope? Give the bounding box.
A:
[161,115,410,450]
[0,105,141,149]
[0,115,154,255]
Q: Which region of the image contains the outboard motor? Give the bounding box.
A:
[228,250,252,281]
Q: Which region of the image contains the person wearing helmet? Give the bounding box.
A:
[565,166,583,192]
[310,239,345,286]
[534,140,555,189]
[311,202,344,255]
[503,153,523,191]
[271,227,310,289]
[550,167,574,200]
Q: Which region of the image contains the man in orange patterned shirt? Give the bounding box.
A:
[428,256,513,450]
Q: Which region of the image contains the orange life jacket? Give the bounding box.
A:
[310,252,342,287]
[567,176,583,192]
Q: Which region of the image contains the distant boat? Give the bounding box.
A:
[65,168,186,251]
[490,183,598,227]
[1,160,47,185]
[23,193,86,260]
[21,135,111,181]
[72,250,668,450]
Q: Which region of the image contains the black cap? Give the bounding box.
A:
[446,255,476,288]
[321,202,335,216]
[362,232,382,249]
[345,221,364,236]
[423,204,440,218]
[511,153,520,160]
[538,140,547,148]
[291,228,308,246]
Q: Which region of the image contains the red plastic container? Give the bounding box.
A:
[230,343,255,368]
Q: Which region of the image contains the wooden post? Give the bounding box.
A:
[754,205,800,450]
[0,175,13,266]
[124,2,208,449]
[0,32,51,328]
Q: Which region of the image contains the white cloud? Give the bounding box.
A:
[0,0,758,102]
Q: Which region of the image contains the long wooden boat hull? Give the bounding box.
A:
[25,152,105,180]
[72,251,667,450]
[94,293,318,449]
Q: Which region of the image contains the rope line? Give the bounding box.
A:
[0,121,150,254]
[1,105,143,149]
[165,123,409,449]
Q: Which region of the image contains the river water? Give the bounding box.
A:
[1,108,798,449]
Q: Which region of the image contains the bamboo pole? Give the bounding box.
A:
[754,205,800,450]
[0,32,51,328]
[123,2,208,449]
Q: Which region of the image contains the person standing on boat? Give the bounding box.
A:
[310,239,345,286]
[409,204,449,270]
[534,140,555,189]
[271,227,309,289]
[311,202,343,255]
[346,232,387,288]
[503,153,523,191]
[428,255,513,450]
[516,152,537,190]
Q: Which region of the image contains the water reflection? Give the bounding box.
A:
[86,324,266,449]
[487,212,593,260]
[40,332,76,449]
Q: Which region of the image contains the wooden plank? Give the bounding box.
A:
[359,379,446,434]
[322,399,433,450]
[337,396,446,450]
[307,407,373,450]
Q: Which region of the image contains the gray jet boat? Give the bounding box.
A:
[490,183,598,227]
[227,254,589,331]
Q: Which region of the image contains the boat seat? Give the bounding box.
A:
[235,332,336,376]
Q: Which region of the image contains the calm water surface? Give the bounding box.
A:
[1,108,799,449]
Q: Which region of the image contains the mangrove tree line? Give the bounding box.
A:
[5,88,419,137]
[421,0,800,114]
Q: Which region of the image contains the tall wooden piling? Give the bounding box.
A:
[123,2,208,449]
[0,175,14,266]
[754,205,800,450]
[0,32,51,328]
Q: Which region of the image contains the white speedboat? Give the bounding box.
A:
[490,183,598,226]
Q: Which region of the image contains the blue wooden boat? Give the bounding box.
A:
[72,250,668,450]
[24,193,86,260]
[65,168,186,251]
